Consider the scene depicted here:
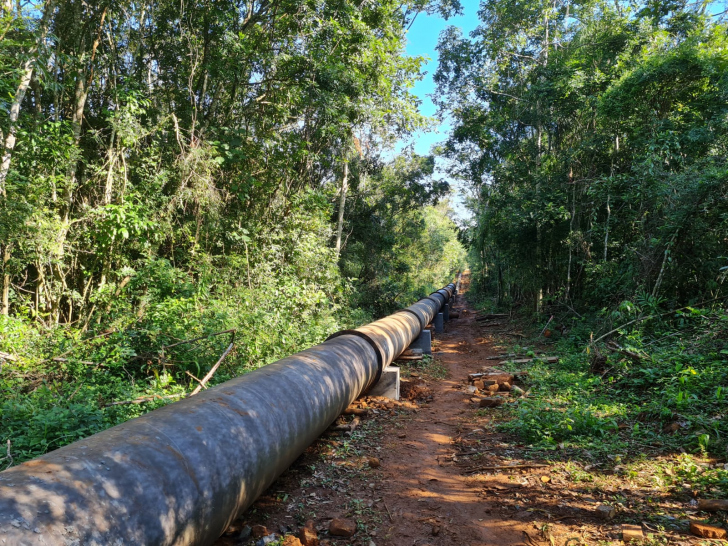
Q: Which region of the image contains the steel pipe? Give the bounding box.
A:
[0,282,454,546]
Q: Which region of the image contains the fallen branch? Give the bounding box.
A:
[347,416,361,435]
[606,341,646,362]
[343,407,369,416]
[189,342,235,396]
[383,501,394,522]
[464,463,549,474]
[185,370,208,389]
[105,393,185,407]
[540,315,554,336]
[698,499,728,511]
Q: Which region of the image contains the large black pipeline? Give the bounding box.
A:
[0,282,455,546]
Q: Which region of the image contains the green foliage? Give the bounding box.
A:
[437,0,728,313]
[0,0,467,467]
[340,153,466,316]
[497,308,728,466]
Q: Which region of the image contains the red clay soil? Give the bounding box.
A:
[371,279,530,546]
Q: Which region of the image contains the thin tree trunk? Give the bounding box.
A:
[0,0,54,196]
[335,159,348,254]
[566,168,575,299]
[1,244,10,315]
[603,192,610,262]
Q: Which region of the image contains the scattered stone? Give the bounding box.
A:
[256,534,278,546]
[240,526,252,540]
[499,382,512,391]
[329,518,357,537]
[397,433,406,439]
[511,385,525,396]
[664,422,680,433]
[540,475,550,483]
[690,521,727,539]
[595,505,615,520]
[473,380,485,389]
[478,397,504,408]
[432,524,441,536]
[486,384,500,393]
[622,524,643,542]
[467,385,478,394]
[298,521,319,546]
[252,525,270,538]
[368,457,381,468]
[282,536,303,546]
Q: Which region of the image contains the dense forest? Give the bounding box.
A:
[2,0,728,474]
[0,0,465,464]
[436,0,728,460]
[437,0,727,312]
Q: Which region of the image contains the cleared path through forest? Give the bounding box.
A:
[219,275,535,545]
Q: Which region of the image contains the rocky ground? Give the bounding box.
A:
[213,275,727,546]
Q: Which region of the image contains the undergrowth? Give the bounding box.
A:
[491,305,728,497]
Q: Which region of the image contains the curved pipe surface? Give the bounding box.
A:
[0,283,454,545]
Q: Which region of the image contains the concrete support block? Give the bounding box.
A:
[434,312,444,333]
[368,366,400,400]
[407,329,432,355]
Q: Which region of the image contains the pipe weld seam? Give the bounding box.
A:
[394,308,426,331]
[325,330,384,390]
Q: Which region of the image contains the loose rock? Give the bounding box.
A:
[595,505,615,520]
[252,525,270,539]
[329,518,357,537]
[282,536,303,546]
[622,524,643,542]
[368,457,381,468]
[690,521,727,539]
[298,521,319,546]
[478,397,504,408]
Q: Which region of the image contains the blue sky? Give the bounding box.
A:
[400,1,482,221]
[403,1,480,156]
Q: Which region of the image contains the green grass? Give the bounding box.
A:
[492,307,728,496]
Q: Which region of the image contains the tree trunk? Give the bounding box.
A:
[1,244,10,316]
[335,159,348,254]
[0,0,54,196]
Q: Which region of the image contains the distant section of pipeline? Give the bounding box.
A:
[0,282,455,546]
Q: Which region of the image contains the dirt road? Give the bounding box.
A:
[372,282,530,545]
